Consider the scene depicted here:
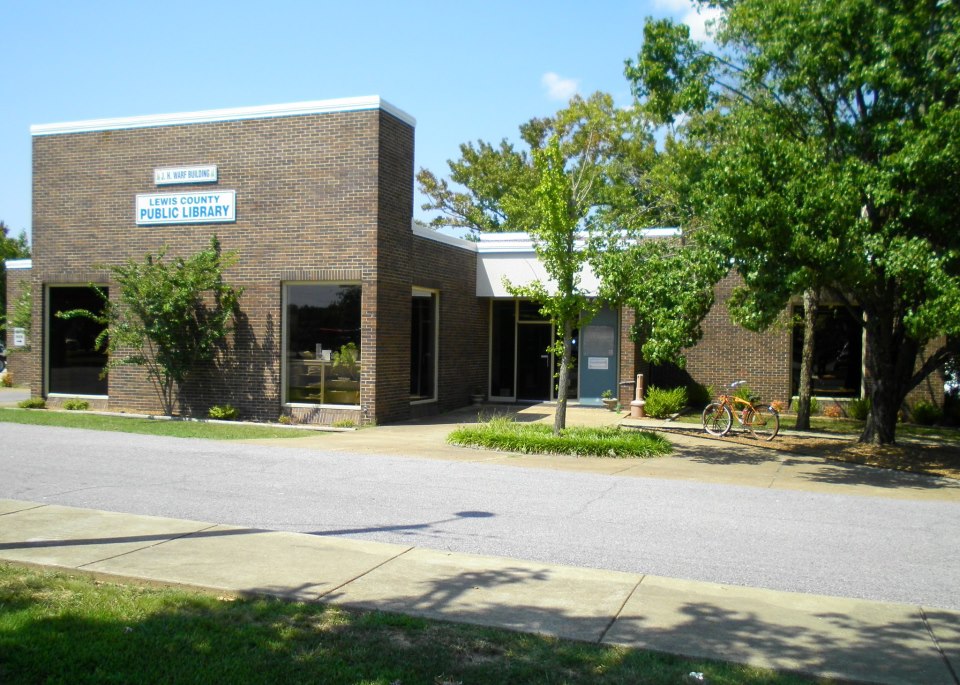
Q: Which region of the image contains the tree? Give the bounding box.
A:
[419,94,661,432]
[418,93,658,238]
[505,138,601,433]
[626,0,960,444]
[0,220,31,334]
[61,236,242,415]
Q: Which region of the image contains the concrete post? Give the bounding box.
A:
[630,373,646,418]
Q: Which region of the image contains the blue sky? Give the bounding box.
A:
[0,0,718,242]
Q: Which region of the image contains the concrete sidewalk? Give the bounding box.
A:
[1,497,957,684]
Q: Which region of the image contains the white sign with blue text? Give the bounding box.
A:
[136,190,236,225]
[154,165,218,185]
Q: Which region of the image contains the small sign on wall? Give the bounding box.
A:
[587,357,609,370]
[154,165,218,185]
[12,328,26,347]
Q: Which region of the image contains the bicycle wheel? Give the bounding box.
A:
[744,405,780,440]
[702,402,732,436]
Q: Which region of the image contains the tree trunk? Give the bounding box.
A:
[553,319,573,435]
[795,288,818,431]
[860,310,919,445]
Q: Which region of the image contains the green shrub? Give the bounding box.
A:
[18,397,46,409]
[63,398,90,411]
[910,400,943,426]
[208,404,239,421]
[278,414,292,425]
[448,416,671,458]
[1,371,13,388]
[687,382,714,407]
[733,384,758,403]
[333,419,357,428]
[847,397,871,421]
[644,385,688,419]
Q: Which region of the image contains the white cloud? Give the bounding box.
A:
[541,72,580,101]
[652,0,724,43]
[683,5,723,43]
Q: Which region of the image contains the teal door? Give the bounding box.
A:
[579,307,618,405]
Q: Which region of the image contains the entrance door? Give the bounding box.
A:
[516,323,553,400]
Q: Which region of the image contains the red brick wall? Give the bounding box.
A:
[29,106,430,424]
[411,236,488,414]
[3,266,34,388]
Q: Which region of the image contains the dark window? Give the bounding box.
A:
[791,305,862,397]
[410,291,437,401]
[285,284,361,406]
[490,300,516,397]
[48,286,109,395]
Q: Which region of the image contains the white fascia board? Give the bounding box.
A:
[31,96,416,136]
[477,254,600,297]
[411,223,477,251]
[4,259,32,269]
[475,227,681,254]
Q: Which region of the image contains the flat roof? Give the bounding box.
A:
[30,96,416,136]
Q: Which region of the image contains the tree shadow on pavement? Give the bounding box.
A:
[305,566,958,684]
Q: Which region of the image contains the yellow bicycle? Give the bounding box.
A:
[701,381,780,440]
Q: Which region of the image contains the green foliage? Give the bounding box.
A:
[593,234,725,366]
[60,236,242,416]
[805,397,821,416]
[207,404,239,421]
[331,342,360,379]
[17,397,45,409]
[625,0,960,444]
[847,397,871,421]
[732,385,755,403]
[600,389,614,399]
[644,385,688,419]
[448,415,671,458]
[332,419,357,428]
[910,400,943,426]
[62,398,90,411]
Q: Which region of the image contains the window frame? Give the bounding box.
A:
[44,283,110,399]
[281,281,362,410]
[410,287,440,405]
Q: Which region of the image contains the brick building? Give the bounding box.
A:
[3,97,942,423]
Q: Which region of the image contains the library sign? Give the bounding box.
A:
[136,190,236,225]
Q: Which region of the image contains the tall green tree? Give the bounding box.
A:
[61,237,242,415]
[419,93,662,431]
[626,0,960,444]
[417,93,658,237]
[505,137,601,433]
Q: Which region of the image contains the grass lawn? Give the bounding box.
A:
[0,408,315,440]
[448,416,671,458]
[0,564,814,685]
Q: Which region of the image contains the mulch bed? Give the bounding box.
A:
[693,428,960,481]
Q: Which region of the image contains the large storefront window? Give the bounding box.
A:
[410,289,438,402]
[791,305,863,397]
[47,286,109,396]
[284,284,361,406]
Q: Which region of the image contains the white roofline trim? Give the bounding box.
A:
[5,259,32,270]
[31,96,416,136]
[475,227,681,254]
[411,223,478,252]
